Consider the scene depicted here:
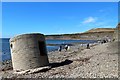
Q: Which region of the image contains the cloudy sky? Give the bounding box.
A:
[2,2,118,38]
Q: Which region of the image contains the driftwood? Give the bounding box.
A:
[14,66,51,75]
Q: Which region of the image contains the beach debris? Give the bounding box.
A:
[9,33,49,71]
[14,66,51,74]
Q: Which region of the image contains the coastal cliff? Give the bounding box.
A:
[45,28,115,40]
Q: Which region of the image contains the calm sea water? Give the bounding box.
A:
[0,38,97,61]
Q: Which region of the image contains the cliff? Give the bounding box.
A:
[45,28,116,40]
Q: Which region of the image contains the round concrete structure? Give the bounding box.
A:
[10,33,49,71]
[114,23,120,41]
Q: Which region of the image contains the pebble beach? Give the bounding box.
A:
[0,41,118,79]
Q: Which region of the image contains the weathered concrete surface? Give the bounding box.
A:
[10,33,49,71]
[114,23,120,41]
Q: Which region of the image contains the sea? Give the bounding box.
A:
[0,38,97,61]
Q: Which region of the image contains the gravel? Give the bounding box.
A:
[0,41,118,78]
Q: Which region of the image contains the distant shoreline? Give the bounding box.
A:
[1,27,115,40]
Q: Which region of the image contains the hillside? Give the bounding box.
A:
[45,28,116,40]
[85,28,115,33]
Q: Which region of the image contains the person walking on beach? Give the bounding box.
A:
[65,45,70,51]
[58,45,62,52]
[87,43,90,49]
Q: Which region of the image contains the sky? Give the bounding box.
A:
[2,2,118,38]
